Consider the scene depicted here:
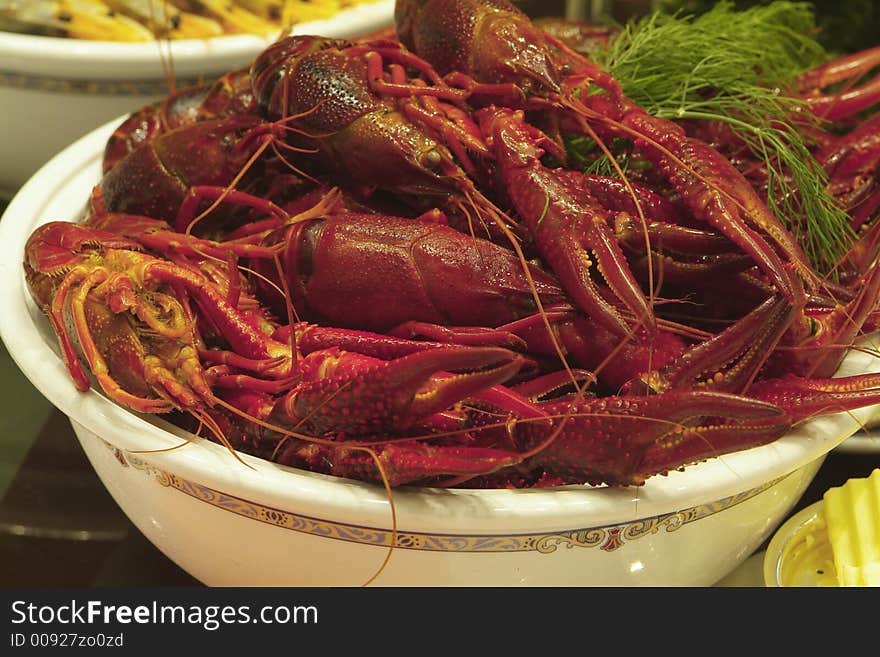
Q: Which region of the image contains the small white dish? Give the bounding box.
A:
[763,500,838,586]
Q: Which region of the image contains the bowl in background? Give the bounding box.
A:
[0,0,394,199]
[1,119,879,586]
[834,415,880,454]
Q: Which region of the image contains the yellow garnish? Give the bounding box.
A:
[823,469,880,586]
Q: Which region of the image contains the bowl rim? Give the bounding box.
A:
[1,115,878,533]
[0,0,394,78]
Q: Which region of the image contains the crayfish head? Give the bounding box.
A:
[24,221,141,273]
[476,16,562,96]
[23,221,142,307]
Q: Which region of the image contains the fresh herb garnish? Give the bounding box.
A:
[578,1,855,275]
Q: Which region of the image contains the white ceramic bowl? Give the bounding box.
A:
[1,120,879,586]
[0,0,394,199]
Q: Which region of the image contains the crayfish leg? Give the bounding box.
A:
[517,390,784,486]
[276,439,523,488]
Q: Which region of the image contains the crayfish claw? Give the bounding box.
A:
[280,346,526,436]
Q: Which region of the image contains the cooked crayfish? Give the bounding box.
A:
[20,0,880,489]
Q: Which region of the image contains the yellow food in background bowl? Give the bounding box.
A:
[0,0,371,40]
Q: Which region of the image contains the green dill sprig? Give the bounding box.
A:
[582,1,855,275]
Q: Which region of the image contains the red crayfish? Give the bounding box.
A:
[20,0,880,489]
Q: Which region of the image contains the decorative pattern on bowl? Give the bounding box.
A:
[0,71,205,96]
[113,440,784,554]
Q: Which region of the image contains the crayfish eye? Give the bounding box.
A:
[420,149,443,170]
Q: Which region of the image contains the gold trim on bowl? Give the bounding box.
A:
[107,441,785,554]
[0,71,206,96]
